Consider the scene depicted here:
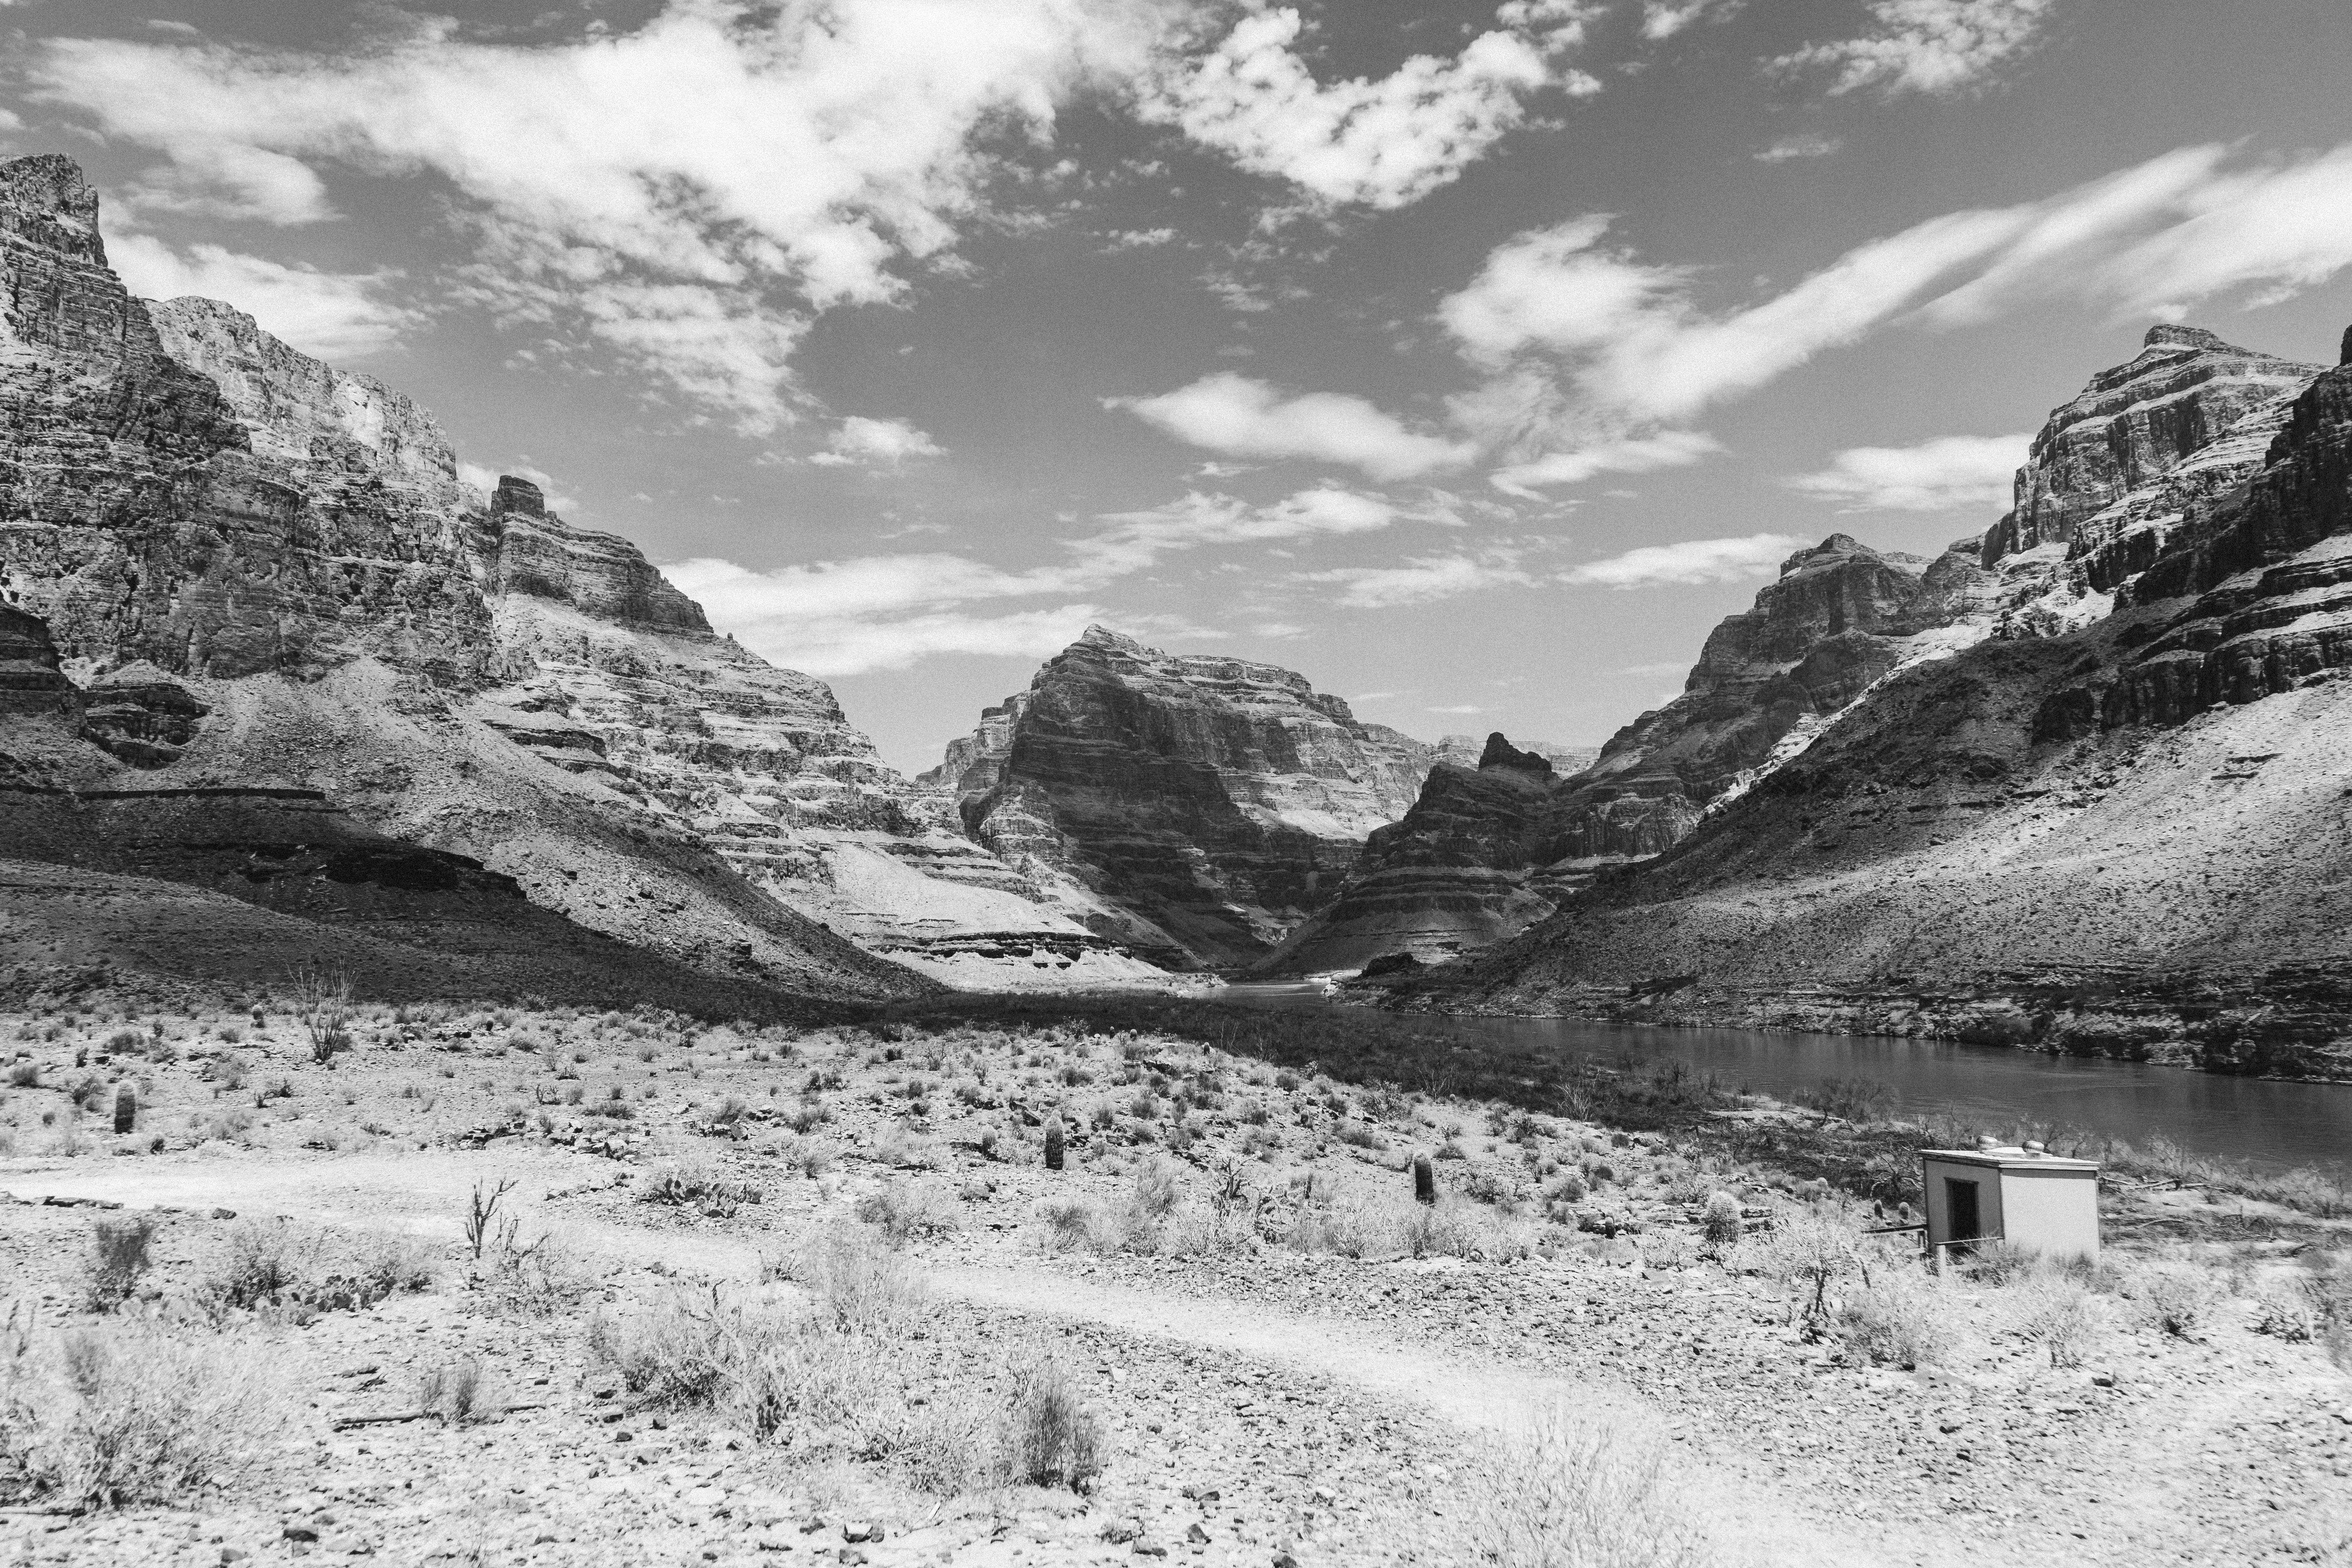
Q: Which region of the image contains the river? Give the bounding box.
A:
[1217,985,2351,1173]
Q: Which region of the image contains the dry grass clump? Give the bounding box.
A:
[419,1357,493,1424]
[853,1178,962,1243]
[597,1224,1096,1496]
[0,1308,290,1510]
[197,1221,435,1319]
[1477,1406,1710,1568]
[1746,1203,1861,1340]
[1836,1267,1966,1369]
[2011,1276,2100,1368]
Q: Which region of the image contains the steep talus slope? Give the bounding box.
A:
[1405,330,2352,1078]
[0,152,1138,1001]
[935,627,1435,968]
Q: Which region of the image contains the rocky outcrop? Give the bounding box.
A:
[0,151,1153,1002]
[1259,537,2005,976]
[1980,324,2318,564]
[1397,325,2352,1079]
[1432,733,1597,773]
[939,628,1436,968]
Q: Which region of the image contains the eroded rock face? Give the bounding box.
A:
[1982,324,2319,564]
[941,627,1434,967]
[1402,326,2352,1075]
[0,152,1148,999]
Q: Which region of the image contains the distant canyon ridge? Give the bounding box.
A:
[2,153,2347,1076]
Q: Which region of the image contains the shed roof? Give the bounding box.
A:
[1922,1145,2099,1173]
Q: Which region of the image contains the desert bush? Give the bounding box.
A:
[1837,1268,1962,1369]
[2011,1277,2098,1368]
[1963,1239,2040,1286]
[0,1311,289,1510]
[1749,1205,1860,1340]
[288,964,354,1067]
[4,1062,37,1089]
[1002,1356,1105,1488]
[203,1223,296,1311]
[2132,1265,2218,1340]
[1700,1191,1743,1252]
[1036,1198,1106,1254]
[83,1216,160,1313]
[869,1122,944,1171]
[769,1222,922,1332]
[198,1222,432,1318]
[419,1357,492,1424]
[1477,1406,1708,1568]
[2250,1287,2317,1343]
[2297,1253,2352,1369]
[854,1179,962,1243]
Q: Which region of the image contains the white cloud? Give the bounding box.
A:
[1297,554,1534,609]
[1641,1,1742,42]
[1773,0,2054,99]
[662,483,1434,673]
[1426,703,1488,713]
[36,0,1174,429]
[807,416,947,468]
[1488,430,1722,497]
[1563,533,1803,588]
[1786,432,2029,512]
[1143,5,1581,210]
[1438,142,2352,436]
[105,230,417,359]
[1114,373,1476,481]
[1754,133,1842,163]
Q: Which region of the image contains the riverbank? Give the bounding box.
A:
[1359,967,2352,1083]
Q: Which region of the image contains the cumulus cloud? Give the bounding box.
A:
[1562,533,1802,588]
[1773,0,2054,99]
[1143,5,1592,210]
[1786,432,2029,512]
[34,0,1172,429]
[807,416,948,468]
[1296,553,1534,609]
[1114,374,1477,481]
[105,231,417,359]
[1080,486,1429,574]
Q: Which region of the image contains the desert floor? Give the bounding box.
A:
[2,999,2347,1568]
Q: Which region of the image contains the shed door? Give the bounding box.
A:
[1945,1177,1982,1246]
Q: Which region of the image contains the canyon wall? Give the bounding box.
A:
[1394,327,2352,1078]
[0,153,1154,1002]
[933,627,1435,968]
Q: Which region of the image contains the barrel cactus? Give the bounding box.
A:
[112,1084,136,1135]
[1412,1153,1436,1205]
[1044,1117,1065,1172]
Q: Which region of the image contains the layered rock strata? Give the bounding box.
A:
[936,628,1435,968]
[0,152,1150,1000]
[1397,328,2352,1078]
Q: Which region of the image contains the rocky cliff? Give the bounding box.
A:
[934,628,1436,968]
[0,152,1152,1002]
[1395,326,2352,1078]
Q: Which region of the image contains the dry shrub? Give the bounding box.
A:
[1036,1198,1106,1254]
[2132,1265,2219,1340]
[419,1357,492,1424]
[1002,1356,1105,1488]
[1837,1267,1964,1369]
[641,1161,764,1215]
[769,1221,922,1332]
[2011,1277,2099,1368]
[853,1179,962,1243]
[0,1310,290,1510]
[198,1222,435,1319]
[84,1216,158,1313]
[1747,1204,1860,1340]
[1478,1406,1709,1568]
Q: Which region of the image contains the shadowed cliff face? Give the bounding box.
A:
[1402,331,2352,1077]
[936,627,1434,969]
[0,152,1161,1001]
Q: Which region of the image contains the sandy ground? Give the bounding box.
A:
[2,1003,2347,1567]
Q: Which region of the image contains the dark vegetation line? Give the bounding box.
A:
[883,993,2352,1224]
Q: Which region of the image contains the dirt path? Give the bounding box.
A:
[5,1152,1976,1568]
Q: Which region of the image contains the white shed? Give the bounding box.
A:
[1920,1140,2100,1262]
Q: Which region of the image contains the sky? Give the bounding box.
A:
[7,0,2352,773]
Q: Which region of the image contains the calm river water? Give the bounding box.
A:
[1217,985,2351,1173]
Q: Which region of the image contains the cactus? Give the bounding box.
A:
[1412,1153,1436,1205]
[1702,1190,1743,1250]
[112,1084,136,1135]
[1043,1118,1065,1172]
